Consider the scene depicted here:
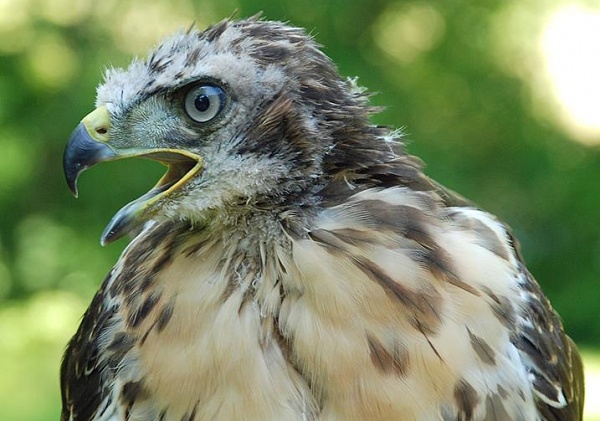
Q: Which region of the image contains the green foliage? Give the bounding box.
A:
[0,1,598,420]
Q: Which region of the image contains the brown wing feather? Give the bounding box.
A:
[513,263,585,420]
[324,148,586,419]
[60,275,117,421]
[428,168,585,419]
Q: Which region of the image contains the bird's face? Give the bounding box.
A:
[64,18,364,245]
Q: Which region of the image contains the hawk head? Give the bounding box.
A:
[64,17,395,245]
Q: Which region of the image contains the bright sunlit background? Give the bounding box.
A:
[541,5,600,144]
[0,0,598,419]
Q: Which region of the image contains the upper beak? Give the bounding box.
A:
[64,106,203,245]
[64,106,116,197]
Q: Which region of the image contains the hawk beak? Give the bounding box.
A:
[64,106,116,197]
[63,106,204,246]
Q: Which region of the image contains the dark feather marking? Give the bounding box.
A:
[470,219,510,261]
[158,409,167,421]
[95,394,114,419]
[156,300,175,332]
[186,48,201,67]
[356,258,443,334]
[467,328,497,366]
[110,223,177,298]
[181,404,198,421]
[308,227,445,378]
[235,92,321,187]
[481,286,516,328]
[359,199,480,295]
[413,319,444,361]
[361,158,426,186]
[454,379,480,420]
[147,56,173,75]
[271,314,321,418]
[138,287,181,343]
[410,248,480,296]
[183,237,210,257]
[325,227,386,246]
[309,226,451,336]
[237,280,256,316]
[360,200,436,247]
[507,230,525,262]
[191,402,199,420]
[121,381,148,416]
[532,371,566,408]
[174,70,185,81]
[127,293,160,328]
[139,321,155,346]
[308,229,348,252]
[482,393,511,421]
[448,209,510,261]
[512,264,584,420]
[218,265,238,305]
[121,381,142,406]
[107,332,136,364]
[111,265,140,297]
[356,157,437,193]
[152,246,174,275]
[366,333,409,377]
[316,177,366,207]
[60,275,118,421]
[138,276,154,293]
[256,44,291,61]
[497,385,509,400]
[187,402,199,421]
[204,20,228,42]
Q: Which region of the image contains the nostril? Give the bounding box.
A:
[96,127,108,135]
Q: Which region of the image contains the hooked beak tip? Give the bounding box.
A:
[63,122,116,197]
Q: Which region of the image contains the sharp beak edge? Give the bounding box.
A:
[63,106,115,197]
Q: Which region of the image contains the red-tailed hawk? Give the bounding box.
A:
[61,16,584,421]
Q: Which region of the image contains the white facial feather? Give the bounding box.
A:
[96,25,289,117]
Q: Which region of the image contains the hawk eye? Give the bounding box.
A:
[184,84,225,123]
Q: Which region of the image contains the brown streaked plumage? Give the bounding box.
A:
[61,16,584,421]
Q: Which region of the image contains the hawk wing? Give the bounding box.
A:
[513,263,585,420]
[434,178,585,420]
[60,275,118,421]
[431,174,585,419]
[310,158,586,420]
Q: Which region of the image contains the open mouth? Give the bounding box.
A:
[98,149,204,245]
[140,150,204,198]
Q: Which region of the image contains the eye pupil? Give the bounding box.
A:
[194,94,210,112]
[184,84,226,123]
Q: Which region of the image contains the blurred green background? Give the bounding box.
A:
[0,0,598,419]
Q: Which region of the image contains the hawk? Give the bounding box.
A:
[61,16,584,421]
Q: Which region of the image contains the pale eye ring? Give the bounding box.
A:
[184,84,226,123]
